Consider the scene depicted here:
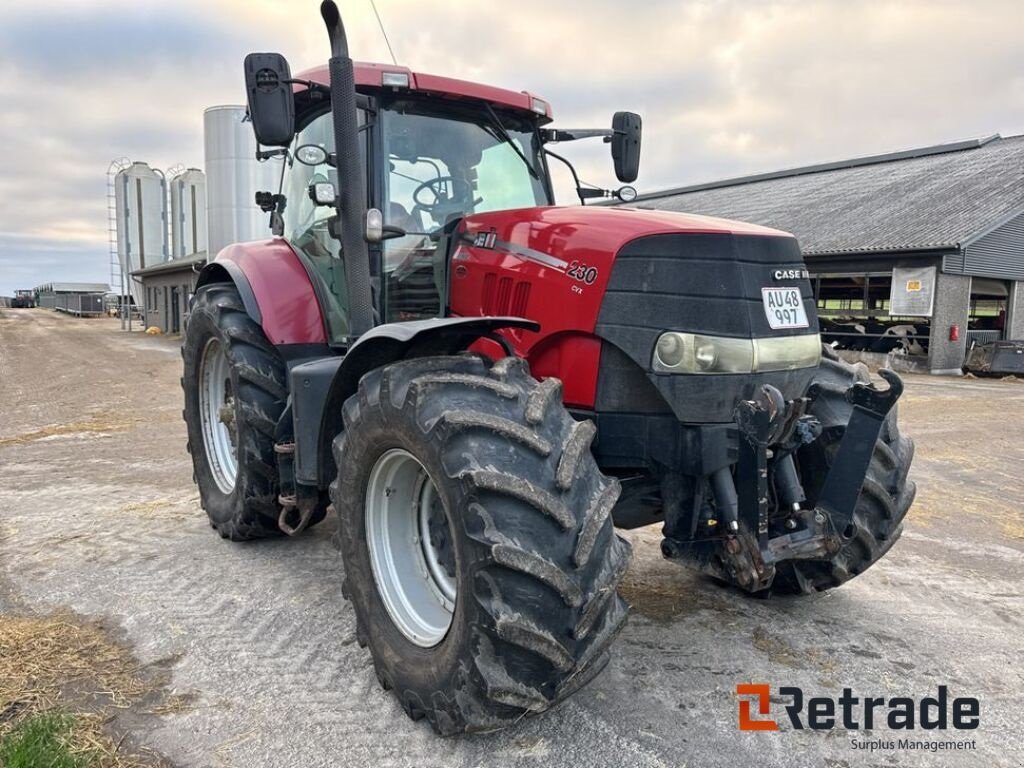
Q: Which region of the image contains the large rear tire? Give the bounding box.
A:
[770,349,916,594]
[182,283,324,540]
[331,354,632,734]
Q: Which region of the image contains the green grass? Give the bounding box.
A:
[0,712,94,768]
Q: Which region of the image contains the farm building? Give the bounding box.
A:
[626,134,1024,374]
[133,251,207,334]
[35,282,111,316]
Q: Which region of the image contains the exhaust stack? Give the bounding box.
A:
[320,0,374,339]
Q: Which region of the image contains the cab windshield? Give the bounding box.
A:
[380,101,549,322]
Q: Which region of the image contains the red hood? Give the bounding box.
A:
[460,205,792,261]
[449,205,800,409]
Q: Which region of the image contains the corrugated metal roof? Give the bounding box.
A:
[132,251,208,277]
[628,134,1024,256]
[36,282,111,293]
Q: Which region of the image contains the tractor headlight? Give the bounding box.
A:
[653,333,754,373]
[653,332,821,374]
[754,333,822,372]
[655,333,685,367]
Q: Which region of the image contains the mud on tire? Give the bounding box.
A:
[331,354,632,734]
[182,282,324,540]
[770,348,917,594]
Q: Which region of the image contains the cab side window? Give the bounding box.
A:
[281,110,367,342]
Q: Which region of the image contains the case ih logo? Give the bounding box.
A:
[472,231,498,249]
[736,684,980,732]
[772,268,810,280]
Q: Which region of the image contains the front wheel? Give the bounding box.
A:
[182,283,324,540]
[332,354,632,734]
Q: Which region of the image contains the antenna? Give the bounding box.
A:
[368,0,398,65]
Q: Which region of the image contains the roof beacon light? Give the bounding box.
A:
[382,71,410,88]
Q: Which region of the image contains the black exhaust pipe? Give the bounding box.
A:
[320,0,374,338]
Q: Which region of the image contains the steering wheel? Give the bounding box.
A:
[412,175,458,214]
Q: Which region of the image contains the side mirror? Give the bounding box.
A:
[244,52,295,147]
[611,111,642,183]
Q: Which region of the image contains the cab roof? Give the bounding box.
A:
[296,63,553,123]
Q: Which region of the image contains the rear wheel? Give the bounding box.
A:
[770,350,916,594]
[182,282,324,540]
[332,354,632,734]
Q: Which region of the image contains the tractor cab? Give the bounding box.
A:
[278,71,554,339]
[244,51,640,346]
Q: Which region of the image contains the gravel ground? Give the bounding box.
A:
[1,308,1022,768]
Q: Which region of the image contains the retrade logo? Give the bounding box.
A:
[736,684,778,731]
[735,684,980,732]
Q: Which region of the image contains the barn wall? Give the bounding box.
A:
[960,210,1024,280]
[1008,280,1024,340]
[139,268,200,334]
[928,272,971,373]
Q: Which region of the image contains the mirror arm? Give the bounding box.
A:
[284,78,328,93]
[541,128,613,143]
[290,79,376,113]
[256,147,289,161]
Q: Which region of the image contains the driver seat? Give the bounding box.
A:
[389,202,421,233]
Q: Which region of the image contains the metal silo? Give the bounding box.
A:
[170,168,208,259]
[204,105,282,257]
[114,161,168,306]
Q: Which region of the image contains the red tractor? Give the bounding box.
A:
[11,290,35,309]
[182,1,915,734]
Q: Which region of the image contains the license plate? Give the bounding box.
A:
[762,287,809,329]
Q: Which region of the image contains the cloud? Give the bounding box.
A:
[1,0,1023,294]
[0,9,236,76]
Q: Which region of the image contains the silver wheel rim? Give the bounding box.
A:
[365,449,456,647]
[198,338,238,494]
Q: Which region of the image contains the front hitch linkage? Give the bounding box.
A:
[723,369,904,590]
[807,369,904,539]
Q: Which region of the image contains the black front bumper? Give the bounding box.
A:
[595,231,817,423]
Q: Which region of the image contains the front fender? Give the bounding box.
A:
[198,240,327,345]
[297,316,539,486]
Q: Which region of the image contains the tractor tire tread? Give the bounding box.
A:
[332,353,631,734]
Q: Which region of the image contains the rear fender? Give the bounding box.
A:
[298,316,539,487]
[195,240,327,345]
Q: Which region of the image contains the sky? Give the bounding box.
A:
[1,0,1023,296]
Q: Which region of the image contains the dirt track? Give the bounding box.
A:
[2,308,1022,767]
